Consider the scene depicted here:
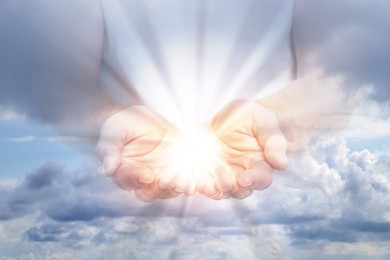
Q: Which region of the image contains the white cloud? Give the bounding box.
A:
[343,97,390,141]
[0,106,25,121]
[0,0,389,258]
[0,178,20,188]
[7,135,36,142]
[0,136,389,259]
[322,241,390,257]
[45,136,88,143]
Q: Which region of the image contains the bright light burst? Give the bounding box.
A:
[168,128,223,180]
[119,2,295,129]
[107,1,295,197]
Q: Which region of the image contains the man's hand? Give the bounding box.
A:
[96,106,196,202]
[200,99,288,199]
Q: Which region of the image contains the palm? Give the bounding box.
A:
[97,106,191,201]
[215,124,266,170]
[121,132,174,171]
[205,100,288,199]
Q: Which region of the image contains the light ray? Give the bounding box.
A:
[217,1,294,109]
[196,0,253,123]
[101,1,295,206]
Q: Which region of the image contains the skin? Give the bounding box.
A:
[96,106,195,202]
[96,100,288,201]
[198,99,288,199]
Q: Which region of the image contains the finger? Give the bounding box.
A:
[114,163,155,190]
[253,109,288,170]
[195,173,208,194]
[174,173,191,194]
[160,190,181,199]
[157,170,177,190]
[96,117,129,177]
[134,182,168,202]
[237,160,274,190]
[231,187,253,200]
[211,192,231,200]
[215,166,241,193]
[187,178,197,196]
[95,142,121,177]
[198,175,219,198]
[241,153,265,169]
[264,134,288,170]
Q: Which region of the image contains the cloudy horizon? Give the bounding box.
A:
[1,0,390,259]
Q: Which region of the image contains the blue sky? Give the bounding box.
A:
[1,0,390,259]
[0,119,83,181]
[0,100,389,259]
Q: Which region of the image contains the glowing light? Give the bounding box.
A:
[168,128,222,180]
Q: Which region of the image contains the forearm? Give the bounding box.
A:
[257,73,362,151]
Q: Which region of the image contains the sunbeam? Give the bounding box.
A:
[102,0,295,132]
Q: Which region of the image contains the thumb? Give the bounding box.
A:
[96,114,129,177]
[96,142,121,177]
[253,105,288,170]
[102,148,121,177]
[264,134,288,170]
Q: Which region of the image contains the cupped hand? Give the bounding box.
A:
[96,106,196,202]
[199,99,288,199]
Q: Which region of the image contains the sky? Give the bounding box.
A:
[1,0,390,259]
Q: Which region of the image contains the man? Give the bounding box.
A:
[19,0,359,201]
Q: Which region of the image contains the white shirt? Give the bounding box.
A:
[100,0,296,127]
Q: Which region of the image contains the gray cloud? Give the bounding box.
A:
[0,136,389,257]
[24,162,63,190]
[24,223,67,242]
[0,160,246,222]
[0,138,388,259]
[294,0,390,104]
[0,1,121,152]
[1,1,390,257]
[217,137,390,248]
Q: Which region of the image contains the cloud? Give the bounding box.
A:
[0,2,38,119]
[15,216,289,259]
[7,135,36,142]
[294,0,390,104]
[0,178,18,187]
[271,140,390,245]
[343,98,390,141]
[45,136,88,143]
[0,106,25,121]
[0,1,390,258]
[0,1,122,128]
[0,136,389,258]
